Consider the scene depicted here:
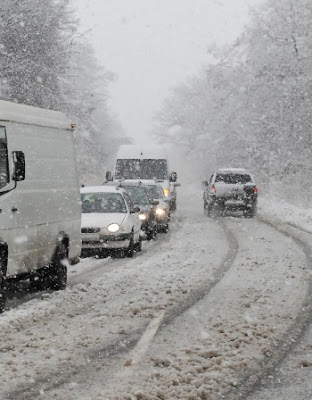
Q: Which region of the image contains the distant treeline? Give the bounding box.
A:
[154,0,312,204]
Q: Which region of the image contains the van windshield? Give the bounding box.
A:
[0,127,9,190]
[116,159,168,180]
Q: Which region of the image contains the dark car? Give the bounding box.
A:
[203,168,258,217]
[144,180,170,233]
[118,180,158,240]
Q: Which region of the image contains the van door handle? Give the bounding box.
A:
[12,207,18,212]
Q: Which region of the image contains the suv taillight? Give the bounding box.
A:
[211,185,217,194]
[254,186,258,194]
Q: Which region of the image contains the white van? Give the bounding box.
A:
[106,144,180,211]
[0,100,81,310]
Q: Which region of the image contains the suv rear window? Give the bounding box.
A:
[215,173,252,184]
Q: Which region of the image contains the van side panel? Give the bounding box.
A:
[1,121,81,276]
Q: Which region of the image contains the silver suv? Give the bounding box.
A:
[203,168,258,217]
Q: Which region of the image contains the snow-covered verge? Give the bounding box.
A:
[259,197,312,233]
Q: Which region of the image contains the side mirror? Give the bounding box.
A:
[12,151,25,181]
[170,171,177,182]
[132,206,140,213]
[106,171,113,181]
[203,180,208,187]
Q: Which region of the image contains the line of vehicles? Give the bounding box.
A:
[81,145,180,257]
[0,101,180,311]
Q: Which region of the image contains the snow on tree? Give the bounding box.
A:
[0,0,130,183]
[154,0,312,204]
[0,0,76,109]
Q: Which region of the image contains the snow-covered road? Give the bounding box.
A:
[1,191,312,400]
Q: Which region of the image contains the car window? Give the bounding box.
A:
[121,186,149,205]
[123,192,135,212]
[147,185,159,199]
[215,173,252,184]
[81,192,127,213]
[157,187,165,198]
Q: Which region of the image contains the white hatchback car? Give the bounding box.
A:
[80,186,142,257]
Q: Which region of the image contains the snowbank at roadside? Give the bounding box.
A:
[259,197,312,233]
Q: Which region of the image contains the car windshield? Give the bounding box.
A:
[147,185,163,199]
[215,173,252,184]
[115,159,168,180]
[121,186,150,205]
[81,192,127,213]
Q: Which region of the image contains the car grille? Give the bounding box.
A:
[81,227,101,233]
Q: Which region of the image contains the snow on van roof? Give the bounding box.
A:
[116,144,167,159]
[80,185,123,194]
[0,100,72,130]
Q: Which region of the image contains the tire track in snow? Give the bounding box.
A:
[4,217,239,400]
[159,218,239,329]
[223,216,312,400]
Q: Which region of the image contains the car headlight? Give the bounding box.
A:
[107,223,120,233]
[155,208,166,217]
[139,213,148,221]
[163,189,170,198]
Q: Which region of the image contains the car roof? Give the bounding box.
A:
[118,180,148,188]
[80,185,126,194]
[136,179,160,186]
[216,168,250,174]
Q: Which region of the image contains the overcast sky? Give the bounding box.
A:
[76,0,262,142]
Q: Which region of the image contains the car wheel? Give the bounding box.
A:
[50,242,68,291]
[146,228,154,241]
[245,209,256,218]
[163,224,169,233]
[126,234,135,258]
[211,204,223,218]
[135,239,142,252]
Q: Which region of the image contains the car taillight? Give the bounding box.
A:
[254,186,258,194]
[211,185,216,194]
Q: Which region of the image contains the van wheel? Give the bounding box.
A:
[51,242,67,290]
[0,253,7,313]
[0,273,6,313]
